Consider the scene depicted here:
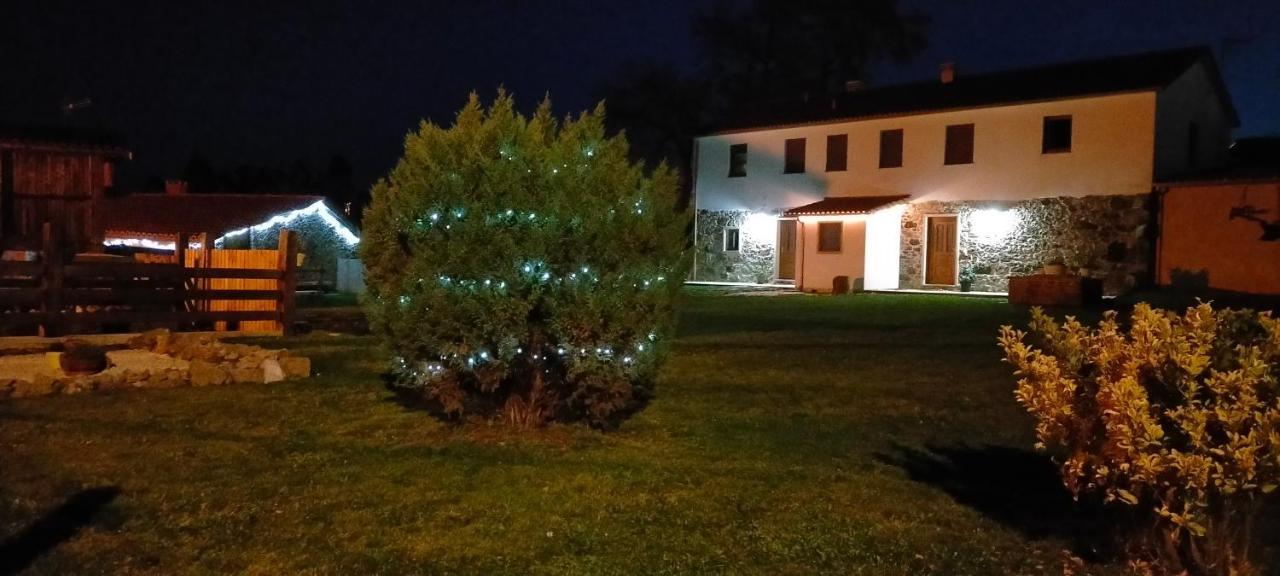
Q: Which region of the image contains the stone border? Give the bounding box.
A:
[0,330,311,399]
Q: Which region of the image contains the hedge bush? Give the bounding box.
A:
[999,303,1280,575]
[360,91,688,428]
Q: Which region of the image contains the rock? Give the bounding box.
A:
[230,367,264,384]
[94,370,125,391]
[278,356,310,379]
[128,328,171,352]
[261,359,285,383]
[189,360,230,387]
[107,350,189,373]
[12,374,56,398]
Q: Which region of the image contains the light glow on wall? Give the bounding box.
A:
[969,208,1020,245]
[214,200,361,248]
[741,211,777,242]
[864,204,906,290]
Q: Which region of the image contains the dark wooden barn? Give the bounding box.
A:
[0,124,131,255]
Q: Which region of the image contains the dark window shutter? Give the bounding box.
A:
[784,138,806,174]
[728,144,748,177]
[879,129,903,168]
[945,124,974,165]
[818,222,842,252]
[826,134,848,172]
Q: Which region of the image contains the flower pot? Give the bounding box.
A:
[959,281,973,293]
[59,340,108,375]
[1042,263,1066,276]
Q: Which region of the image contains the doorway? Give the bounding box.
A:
[924,215,958,285]
[777,219,797,280]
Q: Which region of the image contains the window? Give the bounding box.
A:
[1042,116,1072,153]
[817,222,842,252]
[825,134,848,172]
[879,129,903,168]
[1187,122,1199,167]
[784,138,806,173]
[944,124,974,165]
[728,143,747,177]
[723,228,740,252]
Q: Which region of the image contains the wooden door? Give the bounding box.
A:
[777,219,797,280]
[925,216,958,285]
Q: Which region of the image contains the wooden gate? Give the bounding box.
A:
[186,249,288,332]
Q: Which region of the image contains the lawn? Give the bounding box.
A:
[0,291,1214,574]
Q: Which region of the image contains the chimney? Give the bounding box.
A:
[844,80,867,93]
[940,62,956,84]
[165,179,189,196]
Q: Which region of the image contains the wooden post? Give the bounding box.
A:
[41,222,63,337]
[173,231,188,331]
[277,229,298,335]
[174,230,187,267]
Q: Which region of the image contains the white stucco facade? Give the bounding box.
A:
[695,91,1160,212]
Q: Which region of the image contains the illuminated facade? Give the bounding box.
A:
[692,47,1237,294]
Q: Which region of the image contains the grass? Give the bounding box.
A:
[0,292,1175,574]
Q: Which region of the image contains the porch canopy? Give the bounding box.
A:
[783,195,910,217]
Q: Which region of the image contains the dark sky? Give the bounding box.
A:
[3,0,1277,191]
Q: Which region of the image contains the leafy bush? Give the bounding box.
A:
[360,91,689,428]
[999,303,1280,575]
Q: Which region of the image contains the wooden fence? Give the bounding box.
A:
[0,225,297,336]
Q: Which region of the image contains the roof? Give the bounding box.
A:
[1157,137,1280,186]
[1157,167,1280,187]
[783,195,910,217]
[102,193,335,236]
[0,123,130,157]
[713,46,1237,134]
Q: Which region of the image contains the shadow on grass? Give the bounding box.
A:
[0,486,121,576]
[876,443,1119,562]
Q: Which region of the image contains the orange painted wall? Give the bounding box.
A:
[1158,181,1280,295]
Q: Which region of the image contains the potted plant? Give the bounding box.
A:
[1042,257,1067,276]
[958,266,977,292]
[59,339,108,375]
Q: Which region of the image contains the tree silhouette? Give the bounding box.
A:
[599,0,929,206]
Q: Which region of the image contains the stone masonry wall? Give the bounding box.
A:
[693,210,776,284]
[899,195,1152,295]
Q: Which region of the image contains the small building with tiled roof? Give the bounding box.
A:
[692,46,1239,295]
[102,183,359,287]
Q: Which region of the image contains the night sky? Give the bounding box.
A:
[3,0,1277,191]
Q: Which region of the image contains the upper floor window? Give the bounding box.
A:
[1042,116,1072,154]
[728,143,748,177]
[723,228,740,252]
[826,134,848,172]
[784,138,806,174]
[879,129,904,168]
[944,124,974,165]
[818,222,842,252]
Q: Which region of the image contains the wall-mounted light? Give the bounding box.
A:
[741,212,777,241]
[970,208,1019,245]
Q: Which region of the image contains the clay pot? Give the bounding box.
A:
[1042,263,1067,276]
[59,340,108,375]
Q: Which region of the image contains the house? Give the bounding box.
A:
[0,124,131,254]
[691,47,1238,295]
[101,182,360,287]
